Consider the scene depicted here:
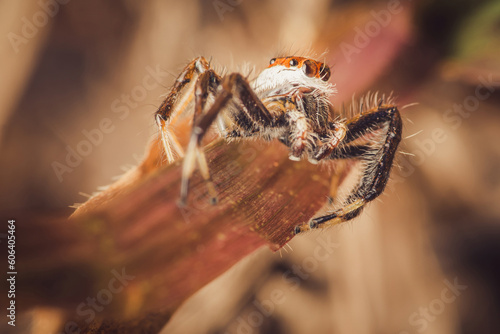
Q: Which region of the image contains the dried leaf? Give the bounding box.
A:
[14,137,335,326]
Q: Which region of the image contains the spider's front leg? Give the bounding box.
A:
[155,57,215,163]
[294,105,402,234]
[179,73,274,206]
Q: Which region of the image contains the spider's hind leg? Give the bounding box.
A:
[295,105,402,234]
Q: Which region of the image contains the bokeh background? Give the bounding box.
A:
[1,0,500,333]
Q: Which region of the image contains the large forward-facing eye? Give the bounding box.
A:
[302,60,318,78]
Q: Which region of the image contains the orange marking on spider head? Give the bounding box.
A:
[268,56,331,81]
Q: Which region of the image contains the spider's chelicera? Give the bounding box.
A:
[155,56,402,234]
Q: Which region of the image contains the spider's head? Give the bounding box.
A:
[268,57,331,81]
[252,56,333,96]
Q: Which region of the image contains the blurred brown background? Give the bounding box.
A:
[1,0,500,333]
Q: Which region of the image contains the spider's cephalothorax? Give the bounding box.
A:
[155,56,402,234]
[250,56,343,162]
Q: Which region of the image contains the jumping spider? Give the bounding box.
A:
[155,56,402,234]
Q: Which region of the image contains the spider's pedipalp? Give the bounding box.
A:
[312,123,347,161]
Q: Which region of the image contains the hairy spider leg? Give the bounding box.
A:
[155,57,211,163]
[180,69,220,204]
[312,123,347,162]
[179,73,275,205]
[294,105,402,234]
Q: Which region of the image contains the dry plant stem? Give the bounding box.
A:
[14,137,336,325]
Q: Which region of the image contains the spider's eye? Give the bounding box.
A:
[303,60,317,78]
[289,59,298,67]
[269,58,276,65]
[319,64,331,81]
